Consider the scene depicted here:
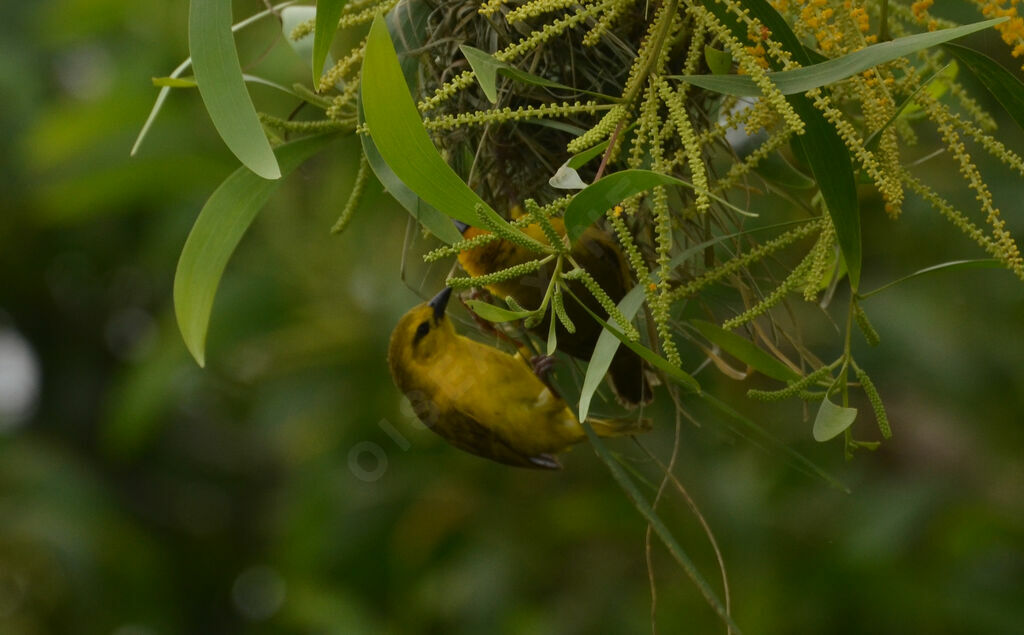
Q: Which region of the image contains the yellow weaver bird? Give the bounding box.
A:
[388,288,650,469]
[454,215,653,407]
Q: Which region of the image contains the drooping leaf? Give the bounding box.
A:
[152,74,301,98]
[858,258,1002,299]
[313,0,348,87]
[794,98,861,291]
[704,46,732,75]
[174,134,339,367]
[578,285,646,422]
[546,309,558,356]
[565,121,638,170]
[464,300,535,322]
[812,397,858,442]
[704,0,862,290]
[692,320,800,382]
[563,169,754,243]
[672,19,1004,96]
[944,42,1024,132]
[189,0,280,179]
[132,1,297,157]
[461,45,615,103]
[357,95,463,244]
[583,424,742,634]
[894,61,958,121]
[152,76,199,88]
[564,288,701,393]
[864,62,956,150]
[361,17,534,240]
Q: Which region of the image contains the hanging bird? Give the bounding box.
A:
[388,288,650,469]
[454,216,653,406]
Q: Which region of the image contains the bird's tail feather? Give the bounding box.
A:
[586,416,652,437]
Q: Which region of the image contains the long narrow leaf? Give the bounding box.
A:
[864,63,956,151]
[357,94,463,244]
[131,1,296,157]
[692,320,800,382]
[563,169,755,243]
[578,286,646,421]
[314,0,347,87]
[858,258,1002,299]
[672,19,1003,96]
[944,42,1024,132]
[461,45,616,102]
[464,300,535,322]
[190,0,280,179]
[583,423,742,634]
[361,17,535,241]
[174,134,339,367]
[564,288,701,393]
[704,0,862,290]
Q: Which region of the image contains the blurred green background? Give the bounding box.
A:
[1,1,1023,633]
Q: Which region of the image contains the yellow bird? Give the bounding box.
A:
[388,288,650,469]
[454,216,653,407]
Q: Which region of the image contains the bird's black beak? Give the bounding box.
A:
[453,219,469,234]
[428,287,452,320]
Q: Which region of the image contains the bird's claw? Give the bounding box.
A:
[530,354,556,379]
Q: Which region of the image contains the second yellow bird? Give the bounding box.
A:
[388,288,650,469]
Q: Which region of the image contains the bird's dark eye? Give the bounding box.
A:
[413,320,430,343]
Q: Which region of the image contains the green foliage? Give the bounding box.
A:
[189,0,281,179]
[123,0,1024,628]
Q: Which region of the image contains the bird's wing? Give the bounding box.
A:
[441,403,562,470]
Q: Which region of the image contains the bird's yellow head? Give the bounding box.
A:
[388,288,457,380]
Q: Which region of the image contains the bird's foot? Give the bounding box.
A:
[530,354,556,379]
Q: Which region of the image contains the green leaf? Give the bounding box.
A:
[858,258,1002,299]
[944,42,1024,132]
[464,299,535,322]
[461,45,504,103]
[692,320,800,382]
[152,76,198,87]
[546,309,558,356]
[564,288,701,394]
[699,393,849,491]
[812,398,858,442]
[672,19,1005,96]
[795,100,861,291]
[189,0,280,179]
[354,0,461,244]
[314,0,347,87]
[578,285,646,422]
[357,95,463,244]
[565,121,638,170]
[567,140,612,170]
[583,424,742,634]
[152,74,301,98]
[865,62,956,149]
[753,150,815,189]
[132,1,297,157]
[460,45,615,103]
[704,46,732,75]
[895,61,957,121]
[703,0,862,290]
[387,0,432,82]
[361,17,534,241]
[174,134,339,367]
[563,169,755,243]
